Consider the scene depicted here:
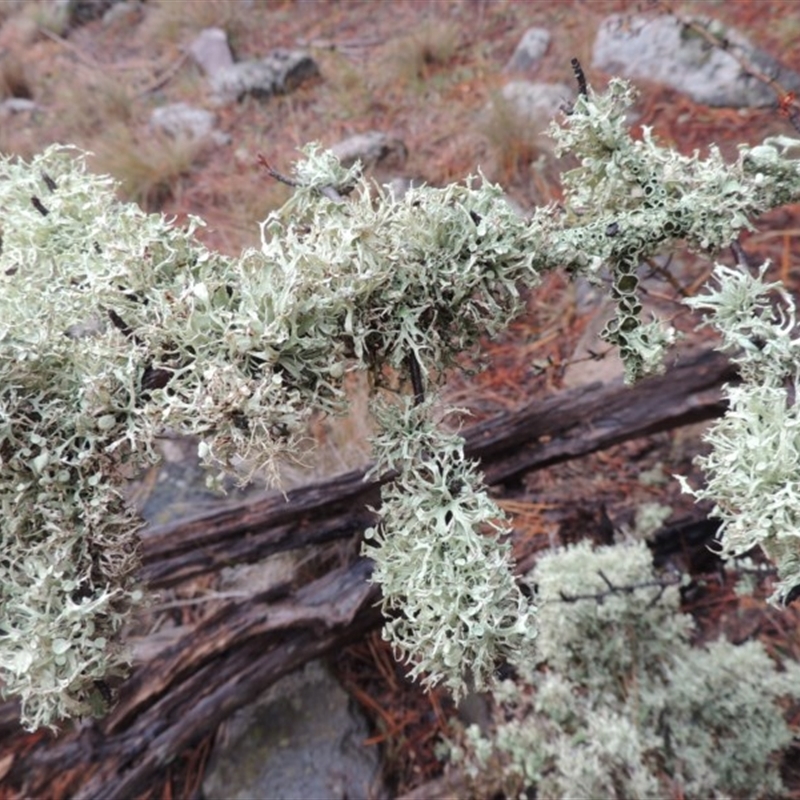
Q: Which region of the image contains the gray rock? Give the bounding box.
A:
[210,50,319,105]
[505,27,551,73]
[0,97,37,116]
[149,102,229,145]
[592,14,800,107]
[188,27,234,78]
[330,131,407,170]
[501,80,572,124]
[202,659,385,800]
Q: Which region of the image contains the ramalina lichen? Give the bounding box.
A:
[0,146,205,730]
[540,80,800,382]
[678,263,800,604]
[364,397,536,698]
[0,142,542,729]
[446,540,800,799]
[3,71,800,732]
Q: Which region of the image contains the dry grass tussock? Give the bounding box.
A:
[89,123,209,211]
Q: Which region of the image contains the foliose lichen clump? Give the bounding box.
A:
[446,540,799,799]
[678,263,800,604]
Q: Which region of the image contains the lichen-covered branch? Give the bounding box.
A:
[2,71,800,729]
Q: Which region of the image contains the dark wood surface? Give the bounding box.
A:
[139,346,734,588]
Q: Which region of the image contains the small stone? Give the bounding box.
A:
[150,102,218,141]
[209,50,319,105]
[330,131,407,170]
[505,27,551,73]
[188,28,234,78]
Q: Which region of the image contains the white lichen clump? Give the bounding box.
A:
[446,540,799,799]
[364,398,536,698]
[679,263,800,603]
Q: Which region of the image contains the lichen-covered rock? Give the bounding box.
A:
[210,50,319,104]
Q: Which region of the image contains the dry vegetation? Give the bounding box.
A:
[2,0,796,253]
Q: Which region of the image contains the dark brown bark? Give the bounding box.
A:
[0,346,736,798]
[139,346,734,589]
[3,559,381,800]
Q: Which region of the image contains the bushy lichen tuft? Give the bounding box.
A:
[0,143,544,728]
[446,540,799,799]
[363,397,537,698]
[678,263,800,603]
[536,79,800,382]
[0,146,195,729]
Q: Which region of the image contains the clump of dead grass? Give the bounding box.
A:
[373,19,460,92]
[56,74,137,141]
[90,123,207,211]
[141,0,258,52]
[477,89,559,201]
[0,51,32,99]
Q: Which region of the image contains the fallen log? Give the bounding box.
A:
[139,346,734,589]
[136,350,736,587]
[0,346,736,798]
[3,560,381,799]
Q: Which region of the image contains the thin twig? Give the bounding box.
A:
[407,350,425,406]
[730,239,753,269]
[257,154,347,202]
[571,57,588,98]
[642,255,689,298]
[137,51,190,97]
[257,154,300,187]
[558,572,681,604]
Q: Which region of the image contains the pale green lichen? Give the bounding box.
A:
[446,540,799,799]
[0,142,543,728]
[678,263,800,603]
[0,146,193,729]
[535,79,800,382]
[363,397,536,698]
[4,70,800,731]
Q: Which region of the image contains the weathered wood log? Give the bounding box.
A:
[3,559,381,799]
[139,346,735,589]
[0,346,736,798]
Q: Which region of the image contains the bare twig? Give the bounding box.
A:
[257,154,346,203]
[257,153,300,188]
[558,572,681,604]
[571,57,589,98]
[407,350,426,406]
[730,239,753,269]
[136,52,190,97]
